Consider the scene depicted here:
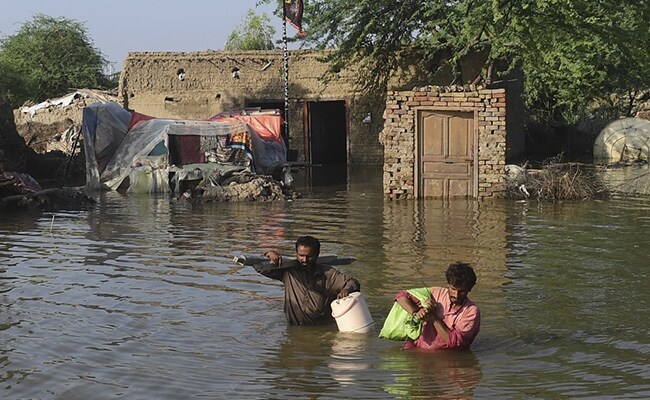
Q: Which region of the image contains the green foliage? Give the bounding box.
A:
[225,9,277,51]
[512,1,650,124]
[0,14,110,108]
[289,0,650,125]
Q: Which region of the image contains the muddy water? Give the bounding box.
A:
[1,169,648,399]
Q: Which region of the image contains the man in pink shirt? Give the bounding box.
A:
[394,262,480,350]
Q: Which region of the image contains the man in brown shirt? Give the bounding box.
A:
[258,236,361,325]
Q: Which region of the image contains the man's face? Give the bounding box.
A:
[448,284,470,306]
[296,244,318,267]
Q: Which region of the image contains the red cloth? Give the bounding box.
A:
[209,114,283,143]
[128,111,155,130]
[169,135,204,165]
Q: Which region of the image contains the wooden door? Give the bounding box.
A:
[418,110,476,198]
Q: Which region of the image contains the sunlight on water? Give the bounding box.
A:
[1,172,649,399]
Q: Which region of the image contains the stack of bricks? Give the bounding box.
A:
[380,85,507,199]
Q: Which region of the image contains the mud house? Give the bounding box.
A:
[118,50,390,168]
[118,50,524,198]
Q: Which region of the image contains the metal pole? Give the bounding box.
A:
[282,3,290,148]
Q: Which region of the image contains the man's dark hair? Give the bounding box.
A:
[446,262,477,290]
[295,236,321,253]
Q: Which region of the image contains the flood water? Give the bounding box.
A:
[1,168,649,399]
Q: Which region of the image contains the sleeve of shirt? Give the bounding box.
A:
[325,266,360,294]
[253,264,285,281]
[446,305,481,349]
[393,290,423,308]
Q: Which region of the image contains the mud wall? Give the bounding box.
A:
[118,50,389,165]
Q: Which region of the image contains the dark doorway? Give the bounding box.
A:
[308,100,348,185]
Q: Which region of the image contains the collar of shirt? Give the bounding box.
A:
[432,286,469,316]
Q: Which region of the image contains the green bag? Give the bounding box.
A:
[378,287,432,341]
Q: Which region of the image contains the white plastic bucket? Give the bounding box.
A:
[330,292,375,333]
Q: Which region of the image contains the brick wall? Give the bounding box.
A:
[381,85,507,199]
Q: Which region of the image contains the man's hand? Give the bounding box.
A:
[414,299,437,320]
[264,250,282,266]
[337,289,350,299]
[413,307,427,320]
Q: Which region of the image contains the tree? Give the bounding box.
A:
[510,1,650,125]
[0,14,110,108]
[225,9,277,51]
[277,0,649,126]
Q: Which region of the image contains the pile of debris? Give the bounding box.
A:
[0,171,95,212]
[505,161,608,201]
[14,89,118,155]
[177,170,299,203]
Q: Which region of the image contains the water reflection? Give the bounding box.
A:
[380,349,482,399]
[598,164,650,194]
[328,332,374,385]
[261,326,339,399]
[379,198,508,290]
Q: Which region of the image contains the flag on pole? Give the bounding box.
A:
[284,0,305,37]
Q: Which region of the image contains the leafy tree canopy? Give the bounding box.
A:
[267,0,650,125]
[0,14,110,108]
[225,9,277,51]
